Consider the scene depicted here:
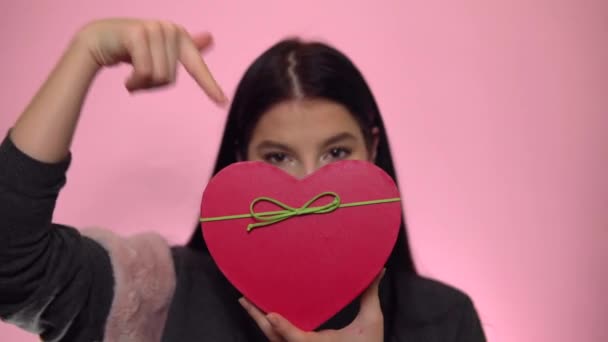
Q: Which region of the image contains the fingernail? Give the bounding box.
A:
[219,93,229,105]
[238,297,248,308]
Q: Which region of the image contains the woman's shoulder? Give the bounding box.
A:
[394,271,481,326]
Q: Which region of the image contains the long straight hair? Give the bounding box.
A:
[188,39,416,275]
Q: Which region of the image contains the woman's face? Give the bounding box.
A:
[247,98,378,179]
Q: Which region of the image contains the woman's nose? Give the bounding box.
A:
[292,161,319,179]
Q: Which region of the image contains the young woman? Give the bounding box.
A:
[0,18,485,341]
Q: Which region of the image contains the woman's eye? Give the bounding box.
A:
[263,152,289,164]
[324,147,351,161]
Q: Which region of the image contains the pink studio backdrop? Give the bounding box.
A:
[1,1,607,341]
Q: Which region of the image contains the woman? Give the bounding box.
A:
[0,18,485,341]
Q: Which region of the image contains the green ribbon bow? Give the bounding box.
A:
[247,192,341,231]
[200,191,401,232]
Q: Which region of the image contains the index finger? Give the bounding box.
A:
[178,33,227,104]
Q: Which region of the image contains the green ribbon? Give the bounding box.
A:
[200,192,401,232]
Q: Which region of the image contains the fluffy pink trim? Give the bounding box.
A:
[82,229,176,342]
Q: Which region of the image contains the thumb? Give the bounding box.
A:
[267,313,305,342]
[356,268,385,324]
[190,32,214,51]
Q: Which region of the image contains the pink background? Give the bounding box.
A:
[1,0,607,341]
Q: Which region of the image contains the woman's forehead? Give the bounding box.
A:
[250,99,363,142]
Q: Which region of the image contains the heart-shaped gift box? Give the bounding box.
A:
[200,160,402,330]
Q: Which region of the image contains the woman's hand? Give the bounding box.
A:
[239,269,385,342]
[75,18,226,101]
[12,17,226,165]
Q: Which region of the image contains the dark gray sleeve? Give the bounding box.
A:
[0,131,114,341]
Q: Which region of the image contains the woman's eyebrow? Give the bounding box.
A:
[321,132,357,148]
[255,140,296,154]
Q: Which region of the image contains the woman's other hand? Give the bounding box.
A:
[239,269,385,342]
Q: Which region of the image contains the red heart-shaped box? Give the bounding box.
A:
[200,160,401,330]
